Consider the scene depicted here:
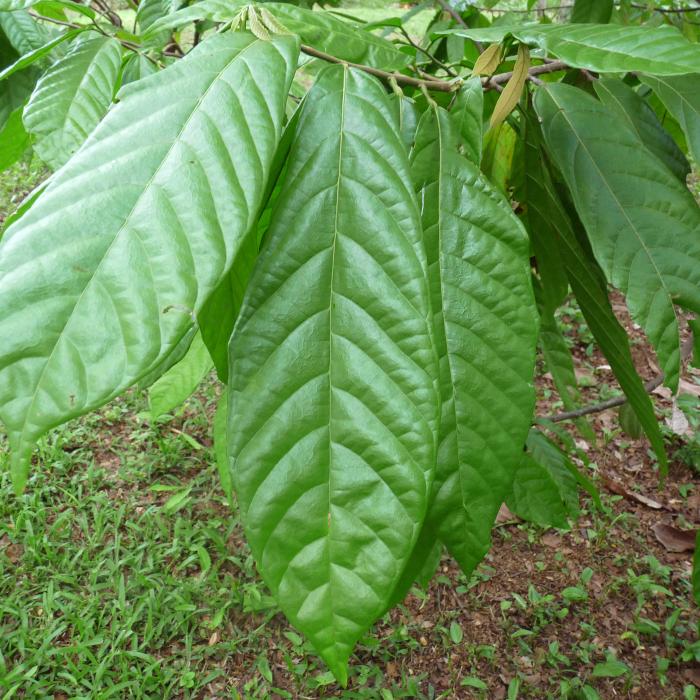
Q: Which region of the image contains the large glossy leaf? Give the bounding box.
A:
[228,65,438,683]
[593,78,689,183]
[640,74,700,166]
[450,77,483,165]
[263,3,411,70]
[535,83,700,392]
[148,331,213,420]
[0,31,299,492]
[411,105,537,576]
[23,34,122,169]
[0,28,83,81]
[0,10,49,55]
[442,24,700,75]
[522,112,667,470]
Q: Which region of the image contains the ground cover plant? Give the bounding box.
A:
[1,0,700,693]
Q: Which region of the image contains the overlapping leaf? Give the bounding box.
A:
[442,24,700,75]
[228,65,438,683]
[593,78,689,183]
[640,74,700,166]
[410,105,537,577]
[23,34,122,169]
[0,31,299,491]
[522,112,667,469]
[535,83,700,392]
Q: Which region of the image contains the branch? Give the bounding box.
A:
[540,334,695,423]
[483,59,568,89]
[300,43,460,93]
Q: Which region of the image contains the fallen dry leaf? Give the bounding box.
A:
[541,533,561,548]
[666,399,691,436]
[653,522,697,553]
[602,476,665,510]
[496,503,520,524]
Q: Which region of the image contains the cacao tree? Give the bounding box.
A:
[1,0,699,683]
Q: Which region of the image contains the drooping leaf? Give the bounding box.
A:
[535,83,700,392]
[593,78,689,183]
[0,105,30,170]
[490,43,529,129]
[471,41,501,77]
[441,24,700,75]
[450,76,483,165]
[522,112,667,471]
[570,0,613,24]
[263,3,411,70]
[148,331,213,420]
[507,430,580,529]
[228,65,439,683]
[481,119,518,194]
[411,104,537,577]
[0,32,299,492]
[640,74,700,166]
[22,34,122,169]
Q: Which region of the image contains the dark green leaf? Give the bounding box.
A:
[570,0,613,24]
[0,105,30,170]
[450,77,483,165]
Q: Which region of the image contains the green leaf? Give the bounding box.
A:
[228,65,438,684]
[392,94,420,154]
[507,429,579,529]
[0,28,83,82]
[535,83,700,393]
[120,51,158,86]
[522,111,667,471]
[481,120,518,194]
[593,78,689,183]
[450,76,483,165]
[441,24,700,75]
[0,104,30,170]
[619,402,643,439]
[490,43,529,129]
[0,32,299,492]
[213,389,233,506]
[0,9,50,55]
[592,658,629,678]
[263,3,411,70]
[411,105,537,577]
[148,331,213,420]
[570,0,613,24]
[22,34,121,169]
[640,74,700,166]
[144,0,248,37]
[449,621,463,644]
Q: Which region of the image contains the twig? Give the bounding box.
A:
[300,43,461,93]
[482,59,568,89]
[434,0,484,53]
[541,334,695,423]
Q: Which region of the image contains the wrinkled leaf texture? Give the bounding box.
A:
[535,84,700,393]
[23,34,122,170]
[228,65,439,684]
[0,31,299,491]
[409,105,537,578]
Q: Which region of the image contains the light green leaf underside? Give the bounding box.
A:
[508,430,579,529]
[593,78,689,183]
[535,83,700,392]
[23,34,122,170]
[0,28,83,82]
[262,3,411,71]
[0,9,49,55]
[450,77,483,166]
[148,331,213,420]
[228,65,438,684]
[441,23,700,75]
[522,113,666,470]
[411,105,537,577]
[640,74,700,166]
[0,31,299,492]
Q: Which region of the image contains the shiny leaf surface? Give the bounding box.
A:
[0,32,299,491]
[228,65,438,683]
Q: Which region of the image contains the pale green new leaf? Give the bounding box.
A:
[522,112,666,470]
[593,79,689,183]
[535,83,700,392]
[263,3,411,70]
[507,429,579,529]
[228,65,438,683]
[0,32,299,492]
[23,34,122,169]
[148,331,213,420]
[640,74,700,166]
[441,24,700,75]
[411,105,537,577]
